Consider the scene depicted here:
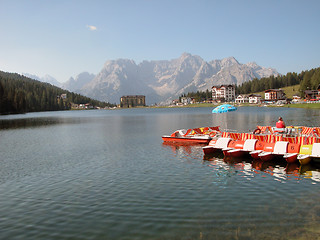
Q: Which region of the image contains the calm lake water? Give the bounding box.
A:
[1,106,320,240]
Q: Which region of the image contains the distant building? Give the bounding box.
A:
[180,97,192,105]
[120,95,146,108]
[85,103,93,109]
[248,94,262,104]
[235,94,261,104]
[57,93,67,100]
[264,89,285,101]
[212,85,235,102]
[292,94,301,103]
[235,94,249,103]
[304,90,319,100]
[172,99,179,105]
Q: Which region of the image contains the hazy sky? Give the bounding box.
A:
[0,0,319,82]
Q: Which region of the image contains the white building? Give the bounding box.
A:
[235,94,249,103]
[264,89,285,101]
[180,97,192,105]
[292,95,301,103]
[212,85,235,102]
[249,94,262,104]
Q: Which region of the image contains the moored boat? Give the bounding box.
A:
[258,141,289,161]
[162,134,211,144]
[281,143,301,163]
[250,142,275,161]
[162,125,320,164]
[203,137,232,155]
[162,126,220,144]
[222,140,245,157]
[297,154,312,165]
[298,143,320,164]
[223,139,265,158]
[283,144,310,164]
[220,125,320,163]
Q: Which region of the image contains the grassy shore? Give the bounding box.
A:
[286,102,320,109]
[254,84,300,99]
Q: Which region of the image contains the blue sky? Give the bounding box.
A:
[0,0,319,83]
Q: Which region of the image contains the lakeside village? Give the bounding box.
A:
[173,84,320,107]
[67,84,320,110]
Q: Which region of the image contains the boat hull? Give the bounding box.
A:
[222,148,233,157]
[298,155,311,165]
[312,157,320,164]
[258,152,275,162]
[162,136,211,144]
[284,153,298,164]
[225,149,247,158]
[250,150,262,160]
[203,146,219,155]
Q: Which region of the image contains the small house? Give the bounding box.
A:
[248,94,262,104]
[264,89,286,101]
[180,97,192,105]
[235,94,249,103]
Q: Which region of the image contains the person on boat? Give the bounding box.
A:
[276,117,286,128]
[275,117,287,133]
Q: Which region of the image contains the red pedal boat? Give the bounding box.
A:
[162,127,220,144]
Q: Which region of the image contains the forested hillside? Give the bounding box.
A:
[180,67,320,101]
[0,71,115,114]
[179,90,212,103]
[237,67,320,95]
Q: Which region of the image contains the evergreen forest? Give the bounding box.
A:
[180,67,320,101]
[0,71,115,114]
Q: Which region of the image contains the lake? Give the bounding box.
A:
[0,106,320,239]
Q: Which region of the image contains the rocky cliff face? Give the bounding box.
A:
[64,53,279,105]
[61,72,95,93]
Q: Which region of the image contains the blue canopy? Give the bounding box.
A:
[212,104,237,113]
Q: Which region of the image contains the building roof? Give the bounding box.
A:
[264,89,284,93]
[236,94,249,97]
[121,95,145,98]
[212,84,234,88]
[249,94,262,97]
[304,90,318,94]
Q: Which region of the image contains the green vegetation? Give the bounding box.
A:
[253,84,300,99]
[179,89,212,102]
[179,67,320,101]
[175,102,216,108]
[287,102,320,109]
[237,67,320,96]
[0,71,115,114]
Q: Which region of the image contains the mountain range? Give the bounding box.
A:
[26,53,279,105]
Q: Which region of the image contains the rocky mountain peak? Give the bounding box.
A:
[61,72,95,92]
[65,53,279,105]
[220,56,239,67]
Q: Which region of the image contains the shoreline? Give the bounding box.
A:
[150,102,320,109]
[1,102,320,116]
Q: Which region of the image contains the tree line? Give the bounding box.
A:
[179,67,320,100]
[179,89,212,102]
[0,71,115,114]
[237,67,320,95]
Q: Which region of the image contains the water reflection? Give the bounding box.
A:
[162,142,320,183]
[0,117,84,130]
[162,142,205,163]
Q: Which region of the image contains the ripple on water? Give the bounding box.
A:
[1,109,320,239]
